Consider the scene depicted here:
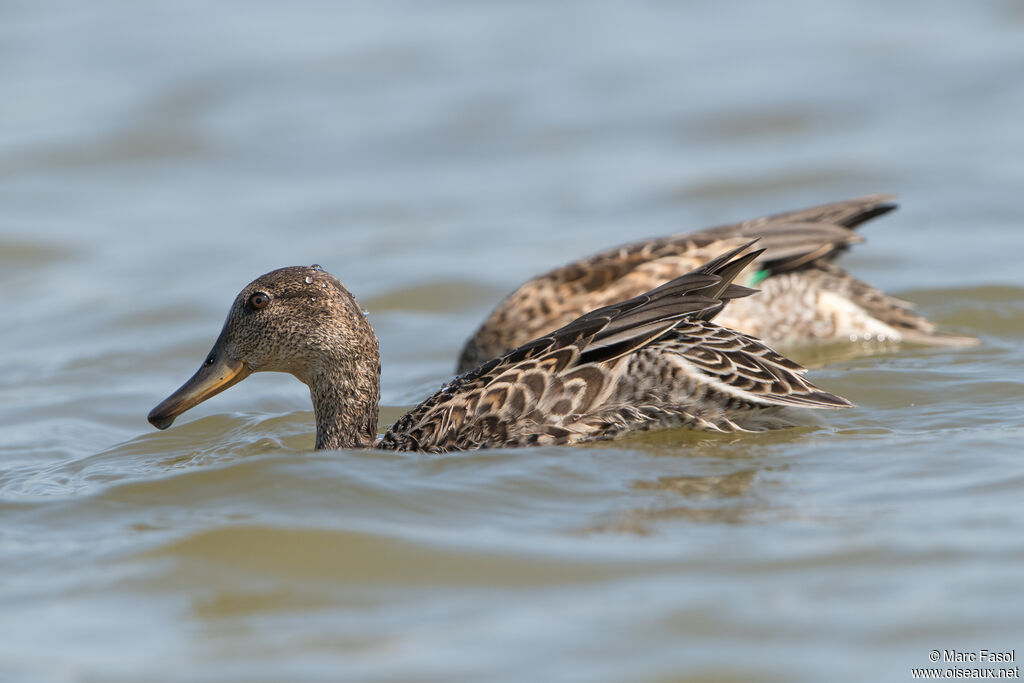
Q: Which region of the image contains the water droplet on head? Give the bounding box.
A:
[310,264,322,271]
[304,276,314,284]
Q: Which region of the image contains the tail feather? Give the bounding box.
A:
[691,195,898,275]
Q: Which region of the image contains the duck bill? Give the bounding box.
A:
[148,352,251,430]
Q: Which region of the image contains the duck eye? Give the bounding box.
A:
[249,292,270,310]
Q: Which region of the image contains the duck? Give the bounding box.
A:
[457,194,977,373]
[148,243,851,453]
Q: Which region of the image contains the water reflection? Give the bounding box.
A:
[634,469,759,498]
[593,469,763,533]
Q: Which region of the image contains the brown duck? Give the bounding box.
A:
[457,194,977,373]
[148,244,851,453]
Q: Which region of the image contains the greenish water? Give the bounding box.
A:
[2,1,1023,682]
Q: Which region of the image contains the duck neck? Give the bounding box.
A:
[291,282,382,450]
[307,355,381,450]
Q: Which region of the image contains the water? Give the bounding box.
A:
[2,1,1023,681]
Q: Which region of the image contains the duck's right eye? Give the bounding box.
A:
[204,354,216,367]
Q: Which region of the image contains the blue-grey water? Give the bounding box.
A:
[2,1,1023,681]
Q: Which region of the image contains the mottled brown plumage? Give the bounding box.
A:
[148,247,851,453]
[457,195,977,373]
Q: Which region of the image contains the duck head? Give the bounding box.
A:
[148,265,381,449]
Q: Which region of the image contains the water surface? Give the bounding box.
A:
[2,1,1023,681]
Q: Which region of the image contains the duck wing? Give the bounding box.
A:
[382,243,851,453]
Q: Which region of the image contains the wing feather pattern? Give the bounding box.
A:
[380,243,851,453]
